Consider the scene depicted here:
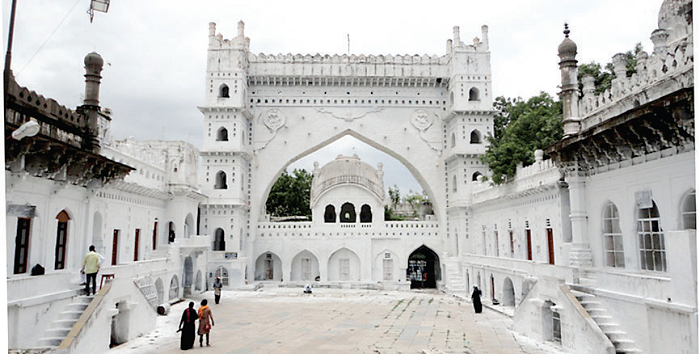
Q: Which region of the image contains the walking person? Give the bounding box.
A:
[213,277,223,304]
[471,286,483,313]
[81,245,100,296]
[178,302,198,350]
[197,299,215,347]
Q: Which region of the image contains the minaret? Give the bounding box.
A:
[558,24,580,137]
[81,52,104,152]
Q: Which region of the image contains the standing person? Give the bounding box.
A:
[81,245,100,296]
[471,286,483,313]
[178,302,198,350]
[212,277,223,304]
[197,299,214,347]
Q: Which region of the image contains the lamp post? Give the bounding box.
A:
[4,0,18,99]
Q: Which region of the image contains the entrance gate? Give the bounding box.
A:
[408,245,440,289]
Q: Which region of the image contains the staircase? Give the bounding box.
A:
[36,295,92,348]
[570,286,642,354]
[443,258,466,294]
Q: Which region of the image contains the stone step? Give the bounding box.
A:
[44,328,71,338]
[36,337,63,347]
[58,310,83,321]
[604,330,629,341]
[598,323,621,332]
[616,348,643,354]
[50,319,77,330]
[611,338,637,350]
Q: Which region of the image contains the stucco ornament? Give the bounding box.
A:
[411,109,433,131]
[264,109,285,131]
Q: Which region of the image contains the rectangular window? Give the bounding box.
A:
[547,228,555,265]
[509,230,514,257]
[526,229,533,261]
[301,258,311,281]
[55,221,68,269]
[112,229,120,266]
[383,259,393,281]
[552,311,561,343]
[14,218,31,274]
[493,230,499,257]
[152,221,158,250]
[638,205,666,271]
[340,258,350,281]
[134,229,140,261]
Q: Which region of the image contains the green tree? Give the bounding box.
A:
[388,185,401,207]
[578,43,643,94]
[266,168,313,218]
[482,92,563,184]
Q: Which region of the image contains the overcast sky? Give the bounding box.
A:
[3,0,662,195]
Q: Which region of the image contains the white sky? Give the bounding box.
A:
[2,0,662,194]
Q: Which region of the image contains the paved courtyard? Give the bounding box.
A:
[109,287,563,354]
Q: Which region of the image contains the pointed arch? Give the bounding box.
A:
[360,204,372,223]
[472,171,482,181]
[339,202,356,223]
[184,213,194,238]
[637,200,665,271]
[291,250,320,281]
[502,277,515,306]
[680,189,696,229]
[328,248,360,281]
[213,228,226,251]
[407,245,440,289]
[602,201,624,268]
[470,129,482,144]
[219,84,230,98]
[55,209,71,270]
[324,205,336,223]
[215,171,227,189]
[468,87,479,101]
[255,251,282,281]
[216,127,229,141]
[169,275,179,301]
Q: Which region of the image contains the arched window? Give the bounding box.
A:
[324,205,336,223]
[55,210,70,270]
[602,202,624,268]
[468,87,479,101]
[219,84,230,98]
[681,190,696,229]
[470,130,481,144]
[215,171,227,189]
[472,171,482,181]
[638,200,665,271]
[217,127,228,141]
[213,228,226,251]
[339,203,356,223]
[360,205,372,223]
[451,133,456,148]
[215,266,229,286]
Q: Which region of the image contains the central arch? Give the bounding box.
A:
[255,129,444,223]
[327,247,360,281]
[407,245,440,289]
[255,251,282,281]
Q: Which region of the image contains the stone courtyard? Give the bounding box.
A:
[108,287,562,354]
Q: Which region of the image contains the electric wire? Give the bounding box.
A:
[16,0,82,77]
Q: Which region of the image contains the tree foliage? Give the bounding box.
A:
[266,168,313,218]
[482,92,563,184]
[578,43,643,94]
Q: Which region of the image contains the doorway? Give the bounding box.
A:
[407,245,440,289]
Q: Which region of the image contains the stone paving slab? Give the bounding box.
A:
[108,287,564,354]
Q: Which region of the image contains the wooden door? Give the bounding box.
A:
[526,229,532,261]
[134,229,140,261]
[112,230,119,265]
[547,228,554,265]
[152,222,158,250]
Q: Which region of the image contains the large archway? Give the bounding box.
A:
[255,130,445,225]
[407,245,440,289]
[291,250,320,281]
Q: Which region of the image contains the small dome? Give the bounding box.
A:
[84,52,104,67]
[310,155,385,208]
[557,25,577,61]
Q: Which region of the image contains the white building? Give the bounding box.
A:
[4,0,695,353]
[5,53,207,353]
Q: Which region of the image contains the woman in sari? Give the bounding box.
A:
[197,299,215,347]
[178,302,197,350]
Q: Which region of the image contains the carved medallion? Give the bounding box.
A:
[411,109,433,131]
[264,109,285,131]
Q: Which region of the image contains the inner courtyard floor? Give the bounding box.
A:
[108,287,563,354]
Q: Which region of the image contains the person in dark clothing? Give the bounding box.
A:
[471,286,483,313]
[213,277,223,304]
[178,302,198,350]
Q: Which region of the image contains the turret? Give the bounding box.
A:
[81,52,104,152]
[558,24,580,137]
